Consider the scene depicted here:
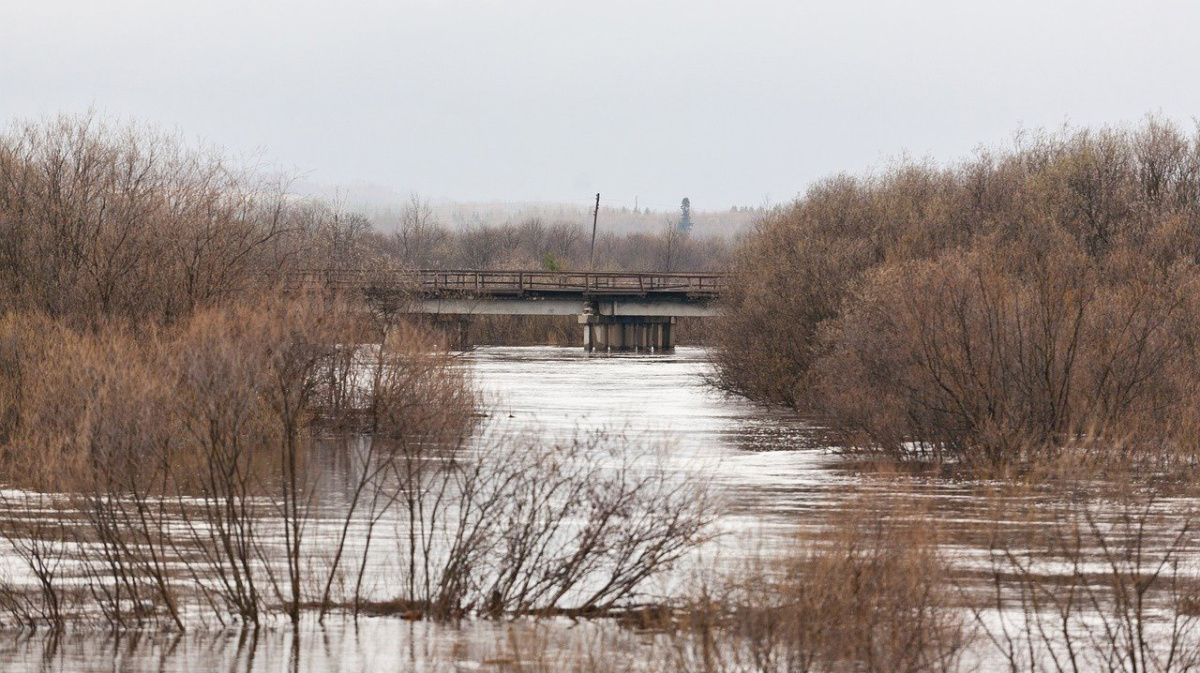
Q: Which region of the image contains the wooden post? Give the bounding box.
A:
[589,192,600,269]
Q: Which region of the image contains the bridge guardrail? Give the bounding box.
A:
[286,269,727,298]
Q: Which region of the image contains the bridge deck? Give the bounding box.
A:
[289,269,726,299]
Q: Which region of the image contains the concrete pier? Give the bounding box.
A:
[581,314,675,352]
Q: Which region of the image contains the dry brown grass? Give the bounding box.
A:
[668,491,966,673]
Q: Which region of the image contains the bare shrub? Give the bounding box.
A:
[474,431,714,618]
[713,116,1200,467]
[0,112,378,326]
[360,427,714,621]
[813,241,1200,467]
[0,492,76,630]
[314,320,477,620]
[709,180,881,407]
[970,484,1200,673]
[669,490,965,673]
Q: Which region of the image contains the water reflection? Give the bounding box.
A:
[0,618,657,673]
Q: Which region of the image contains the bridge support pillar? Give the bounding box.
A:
[580,314,675,353]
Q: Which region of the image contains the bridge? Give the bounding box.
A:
[289,269,726,352]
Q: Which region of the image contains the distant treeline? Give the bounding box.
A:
[713,117,1200,468]
[0,113,732,336]
[361,197,763,237]
[355,192,734,273]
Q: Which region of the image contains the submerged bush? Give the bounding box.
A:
[816,244,1200,466]
[714,117,1200,466]
[672,492,964,673]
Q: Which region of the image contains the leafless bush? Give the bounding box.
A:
[812,242,1200,467]
[714,116,1200,467]
[668,491,965,673]
[351,426,714,621]
[0,112,376,326]
[0,492,76,630]
[709,181,880,406]
[970,485,1200,673]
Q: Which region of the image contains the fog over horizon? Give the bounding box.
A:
[3,0,1198,210]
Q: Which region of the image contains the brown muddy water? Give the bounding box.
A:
[1,346,1197,672]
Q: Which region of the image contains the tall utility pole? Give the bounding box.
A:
[589,192,600,269]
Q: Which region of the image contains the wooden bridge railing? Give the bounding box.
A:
[286,269,727,298]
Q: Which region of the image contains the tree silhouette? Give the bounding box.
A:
[678,197,693,232]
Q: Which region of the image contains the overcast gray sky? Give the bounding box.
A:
[2,0,1198,210]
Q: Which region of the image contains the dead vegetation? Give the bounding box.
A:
[714,117,1200,469]
[666,492,966,673]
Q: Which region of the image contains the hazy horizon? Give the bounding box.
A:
[4,0,1199,210]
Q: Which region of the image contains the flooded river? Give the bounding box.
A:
[3,346,1195,672]
[471,347,844,537]
[2,346,843,671]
